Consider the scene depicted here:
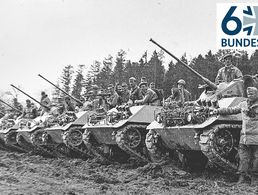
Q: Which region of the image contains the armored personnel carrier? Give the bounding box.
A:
[0,118,29,152]
[15,108,61,156]
[146,39,255,172]
[81,105,159,163]
[0,100,25,152]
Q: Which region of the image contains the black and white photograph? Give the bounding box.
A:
[1,0,258,194]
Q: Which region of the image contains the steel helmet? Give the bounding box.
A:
[177,79,186,86]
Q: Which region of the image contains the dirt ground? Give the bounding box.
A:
[0,150,257,195]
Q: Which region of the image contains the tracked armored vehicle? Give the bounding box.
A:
[82,105,159,163]
[38,110,93,158]
[0,118,30,152]
[146,39,256,172]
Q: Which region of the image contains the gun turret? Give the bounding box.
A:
[38,74,83,106]
[150,38,217,91]
[0,99,22,114]
[10,84,51,110]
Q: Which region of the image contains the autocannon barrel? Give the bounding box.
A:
[0,99,22,114]
[10,84,50,110]
[38,74,83,105]
[149,38,217,90]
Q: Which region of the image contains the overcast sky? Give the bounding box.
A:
[0,0,256,102]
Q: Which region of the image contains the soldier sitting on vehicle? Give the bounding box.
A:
[213,87,258,185]
[107,84,121,109]
[12,98,23,114]
[215,53,243,84]
[63,96,75,112]
[21,99,38,119]
[165,79,191,107]
[134,81,161,106]
[128,77,143,106]
[149,82,163,105]
[120,82,130,104]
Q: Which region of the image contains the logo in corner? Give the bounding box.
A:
[217,4,258,49]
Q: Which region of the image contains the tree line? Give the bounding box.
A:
[57,49,258,101]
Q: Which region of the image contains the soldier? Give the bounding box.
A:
[120,82,130,104]
[149,82,155,90]
[22,99,38,119]
[128,77,142,105]
[40,91,51,115]
[63,96,75,112]
[106,84,120,109]
[215,53,243,84]
[13,98,23,111]
[213,87,258,185]
[165,87,181,103]
[134,81,161,106]
[149,82,163,104]
[177,79,191,104]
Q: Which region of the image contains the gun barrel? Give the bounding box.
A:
[10,84,50,110]
[0,99,22,114]
[149,38,217,90]
[38,74,83,105]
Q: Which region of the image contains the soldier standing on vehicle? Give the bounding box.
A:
[213,87,258,185]
[40,91,51,115]
[215,53,243,84]
[128,77,142,106]
[134,81,160,106]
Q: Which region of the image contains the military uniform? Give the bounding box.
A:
[40,94,51,115]
[23,103,37,119]
[120,89,130,104]
[166,88,191,105]
[135,88,160,106]
[215,65,243,83]
[217,90,258,184]
[107,91,120,109]
[129,86,142,102]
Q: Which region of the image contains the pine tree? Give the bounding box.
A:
[72,65,85,99]
[97,55,114,88]
[113,50,126,83]
[60,65,74,96]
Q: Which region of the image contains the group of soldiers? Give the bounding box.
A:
[0,53,258,185]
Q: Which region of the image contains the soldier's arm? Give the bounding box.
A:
[216,106,241,115]
[135,93,151,105]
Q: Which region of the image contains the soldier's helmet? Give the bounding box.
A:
[177,79,186,86]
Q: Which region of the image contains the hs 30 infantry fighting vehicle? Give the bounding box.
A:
[0,99,26,152]
[145,39,257,173]
[81,104,159,163]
